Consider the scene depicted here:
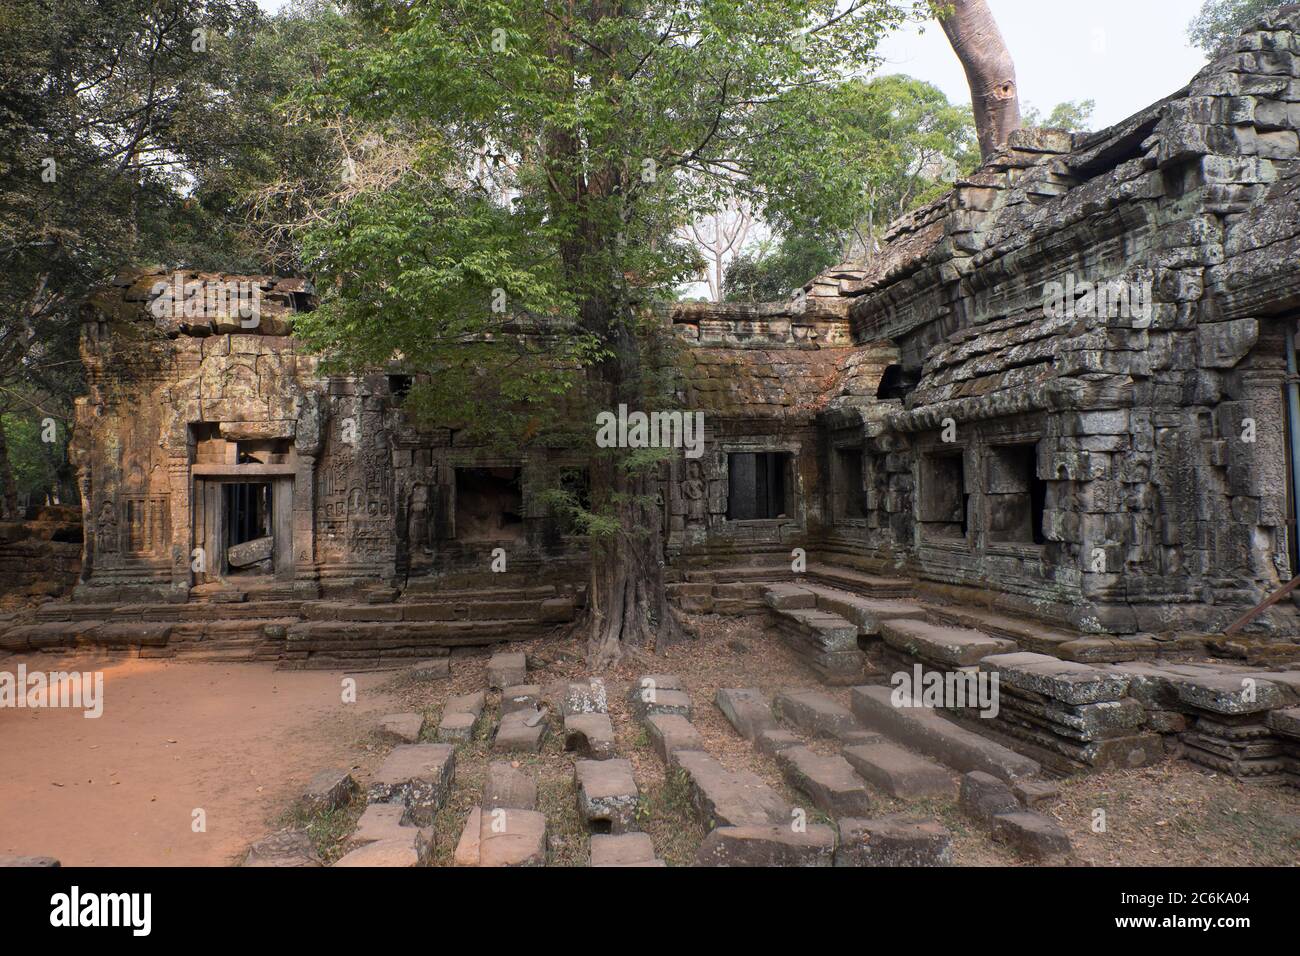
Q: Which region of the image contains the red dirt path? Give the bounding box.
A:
[0,652,399,866]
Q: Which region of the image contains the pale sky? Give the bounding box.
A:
[258,0,1215,131]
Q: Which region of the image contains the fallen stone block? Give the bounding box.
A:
[575,759,639,834]
[776,746,872,817]
[483,761,537,811]
[242,830,321,867]
[775,688,860,739]
[715,687,777,741]
[453,806,548,867]
[835,816,952,867]
[695,824,836,867]
[493,707,548,753]
[628,674,685,705]
[410,658,450,681]
[959,771,1020,824]
[673,750,791,828]
[487,651,527,689]
[501,684,542,714]
[367,743,456,825]
[564,712,617,758]
[378,712,426,744]
[851,685,1041,782]
[1169,672,1284,715]
[590,832,662,867]
[0,855,60,867]
[842,741,955,799]
[333,835,429,867]
[645,713,704,763]
[991,811,1073,863]
[300,768,359,814]
[437,711,479,742]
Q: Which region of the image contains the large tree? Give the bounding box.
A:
[0,0,274,514]
[289,0,924,666]
[1188,0,1285,53]
[933,0,1019,161]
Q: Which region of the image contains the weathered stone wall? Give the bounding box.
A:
[0,506,82,606]
[811,6,1300,637]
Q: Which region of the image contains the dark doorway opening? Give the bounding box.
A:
[834,448,866,520]
[455,467,524,540]
[727,452,790,520]
[987,445,1046,545]
[224,482,271,546]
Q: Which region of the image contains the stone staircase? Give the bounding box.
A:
[0,581,579,668]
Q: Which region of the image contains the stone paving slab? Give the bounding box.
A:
[453,806,548,867]
[672,750,791,828]
[493,708,547,753]
[333,832,431,867]
[835,816,952,867]
[695,824,836,867]
[378,712,426,743]
[575,759,639,834]
[645,713,704,763]
[483,761,537,810]
[300,768,358,813]
[590,833,661,867]
[487,651,527,689]
[501,684,542,714]
[367,743,456,824]
[564,713,617,758]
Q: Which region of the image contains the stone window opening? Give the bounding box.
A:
[876,364,920,401]
[387,375,413,403]
[454,466,524,540]
[919,452,968,541]
[987,444,1047,546]
[833,447,866,520]
[726,452,792,521]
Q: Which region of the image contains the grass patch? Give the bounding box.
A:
[637,766,707,866]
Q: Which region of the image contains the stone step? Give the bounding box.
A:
[924,604,1081,654]
[483,761,537,811]
[841,741,956,799]
[774,746,873,817]
[775,688,860,740]
[850,685,1041,783]
[803,563,912,598]
[682,565,792,584]
[672,750,791,828]
[979,652,1129,705]
[879,619,1017,667]
[800,585,927,635]
[493,708,547,753]
[715,688,778,741]
[437,691,486,742]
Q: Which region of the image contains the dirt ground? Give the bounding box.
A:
[2,616,1298,866]
[0,650,401,866]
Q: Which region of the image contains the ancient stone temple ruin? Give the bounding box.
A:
[8,9,1300,791]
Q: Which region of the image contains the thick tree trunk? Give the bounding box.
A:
[0,415,19,519]
[581,316,687,670]
[936,0,1020,161]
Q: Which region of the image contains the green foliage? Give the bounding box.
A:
[723,73,975,301]
[286,0,927,478]
[1,414,65,504]
[1188,0,1285,53]
[1022,99,1096,133]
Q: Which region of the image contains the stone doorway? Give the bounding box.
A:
[194,476,293,583]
